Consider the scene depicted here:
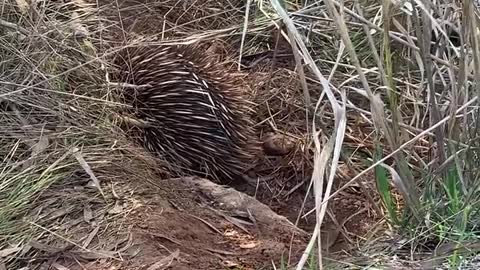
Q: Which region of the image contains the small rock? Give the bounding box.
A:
[262,133,295,156]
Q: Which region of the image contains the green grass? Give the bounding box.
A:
[373,145,399,225]
[0,155,75,242]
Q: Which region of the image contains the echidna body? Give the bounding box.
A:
[114,44,260,182]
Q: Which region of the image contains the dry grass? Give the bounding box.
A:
[1,0,480,269]
[0,0,163,268]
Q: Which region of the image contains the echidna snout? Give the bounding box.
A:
[114,44,261,182]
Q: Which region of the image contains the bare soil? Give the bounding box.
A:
[38,175,310,270]
[37,169,376,270]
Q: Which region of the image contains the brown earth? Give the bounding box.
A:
[22,161,377,270]
[31,169,377,270]
[34,176,309,270]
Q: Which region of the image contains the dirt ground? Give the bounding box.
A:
[32,175,308,270]
[34,168,376,270]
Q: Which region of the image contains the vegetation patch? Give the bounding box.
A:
[1,0,480,269]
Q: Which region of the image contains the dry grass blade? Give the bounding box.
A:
[323,0,427,225]
[287,28,312,116]
[238,0,252,71]
[324,95,478,203]
[145,250,180,270]
[268,1,347,269]
[73,148,106,199]
[0,247,22,258]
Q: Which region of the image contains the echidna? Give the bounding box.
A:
[113,44,261,182]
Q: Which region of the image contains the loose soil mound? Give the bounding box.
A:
[39,177,309,270]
